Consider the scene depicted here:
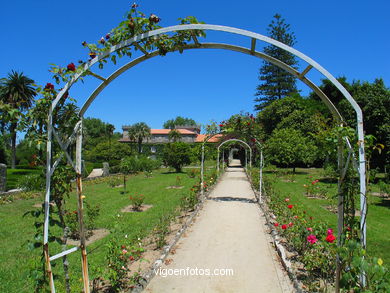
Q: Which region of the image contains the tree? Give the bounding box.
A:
[266,128,317,172]
[162,142,192,172]
[163,116,197,129]
[254,14,299,111]
[0,71,36,168]
[127,122,151,153]
[168,129,182,142]
[311,78,390,169]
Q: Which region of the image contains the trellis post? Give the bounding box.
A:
[335,132,345,292]
[75,120,90,293]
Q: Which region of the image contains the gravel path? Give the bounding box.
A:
[145,160,294,293]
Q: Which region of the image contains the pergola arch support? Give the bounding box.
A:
[44,24,367,292]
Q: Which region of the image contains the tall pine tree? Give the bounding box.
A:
[254,14,299,111]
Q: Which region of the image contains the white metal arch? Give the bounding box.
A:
[217,139,252,173]
[44,23,367,292]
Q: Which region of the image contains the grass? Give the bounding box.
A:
[0,167,214,292]
[256,167,390,265]
[6,168,42,190]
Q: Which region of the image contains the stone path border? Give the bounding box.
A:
[245,171,304,293]
[131,171,224,292]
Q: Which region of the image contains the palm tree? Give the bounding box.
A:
[0,71,36,168]
[168,129,182,142]
[128,122,151,153]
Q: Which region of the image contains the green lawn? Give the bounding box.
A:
[0,167,212,292]
[259,167,390,265]
[6,168,42,190]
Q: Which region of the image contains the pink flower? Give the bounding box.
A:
[287,204,293,209]
[307,234,318,244]
[326,234,336,243]
[274,222,279,227]
[327,228,333,235]
[281,224,287,230]
[288,222,293,227]
[285,198,290,202]
[122,249,128,254]
[293,215,298,219]
[307,227,313,232]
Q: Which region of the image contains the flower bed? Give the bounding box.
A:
[248,168,390,292]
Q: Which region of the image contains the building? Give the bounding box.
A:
[119,125,222,151]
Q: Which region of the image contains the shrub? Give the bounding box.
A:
[162,142,192,172]
[17,174,45,191]
[129,194,144,211]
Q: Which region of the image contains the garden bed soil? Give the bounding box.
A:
[322,205,361,216]
[67,228,110,246]
[32,201,56,208]
[165,186,184,189]
[121,204,153,213]
[370,192,389,198]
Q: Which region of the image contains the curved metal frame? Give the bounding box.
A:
[44,24,367,292]
[254,141,265,203]
[217,139,252,173]
[200,133,221,197]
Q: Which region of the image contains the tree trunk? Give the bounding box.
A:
[293,166,296,173]
[138,138,142,154]
[10,122,17,169]
[55,200,71,293]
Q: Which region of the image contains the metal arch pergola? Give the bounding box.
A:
[217,139,252,174]
[44,24,367,292]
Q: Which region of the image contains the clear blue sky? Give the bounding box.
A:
[1,0,389,136]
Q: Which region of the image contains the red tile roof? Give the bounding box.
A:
[150,129,196,135]
[195,134,223,143]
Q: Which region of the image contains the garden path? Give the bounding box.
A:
[145,160,293,293]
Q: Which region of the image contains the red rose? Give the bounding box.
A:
[89,52,97,59]
[121,245,126,249]
[326,234,336,243]
[99,37,105,44]
[105,33,110,40]
[274,222,279,227]
[129,255,135,261]
[45,83,54,90]
[288,222,293,227]
[67,63,76,71]
[281,224,287,230]
[288,205,293,209]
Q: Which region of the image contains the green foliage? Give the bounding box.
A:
[168,129,182,142]
[153,215,171,249]
[266,128,318,170]
[0,71,36,168]
[312,78,390,170]
[64,202,101,239]
[0,134,10,164]
[163,116,197,129]
[17,173,45,192]
[126,122,151,153]
[84,140,133,164]
[254,14,298,110]
[162,142,192,172]
[83,117,115,141]
[119,155,160,174]
[129,194,144,211]
[338,240,390,292]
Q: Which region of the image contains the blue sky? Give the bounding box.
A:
[1,0,389,136]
